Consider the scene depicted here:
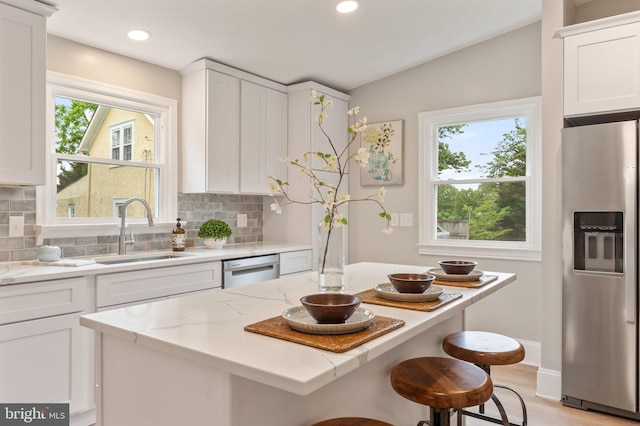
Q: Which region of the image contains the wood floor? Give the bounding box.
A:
[465,364,639,426]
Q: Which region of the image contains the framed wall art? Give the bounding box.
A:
[360,119,403,186]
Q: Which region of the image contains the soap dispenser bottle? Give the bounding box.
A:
[172,218,186,251]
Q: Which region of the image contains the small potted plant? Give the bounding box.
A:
[197,219,232,249]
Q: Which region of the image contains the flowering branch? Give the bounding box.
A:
[267,90,392,236]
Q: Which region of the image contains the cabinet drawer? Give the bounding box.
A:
[0,278,86,325]
[96,262,221,308]
[279,250,313,275]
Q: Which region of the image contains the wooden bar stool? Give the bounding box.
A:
[311,418,393,426]
[390,357,494,426]
[443,331,527,426]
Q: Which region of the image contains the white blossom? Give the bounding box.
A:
[324,200,335,211]
[337,193,350,202]
[267,183,278,196]
[347,106,360,115]
[382,226,394,235]
[323,156,338,172]
[316,112,328,124]
[270,200,282,214]
[323,99,334,109]
[333,213,346,227]
[310,89,318,99]
[354,147,370,167]
[378,187,387,201]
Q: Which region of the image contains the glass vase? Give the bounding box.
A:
[317,221,346,292]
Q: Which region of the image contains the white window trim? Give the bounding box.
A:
[417,96,542,262]
[36,71,179,243]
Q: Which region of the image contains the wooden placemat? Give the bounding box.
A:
[244,315,404,353]
[433,274,498,288]
[355,289,463,312]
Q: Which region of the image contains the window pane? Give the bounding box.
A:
[436,181,526,241]
[437,117,526,180]
[56,160,158,219]
[54,97,155,162]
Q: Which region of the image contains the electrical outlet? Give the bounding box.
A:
[400,213,413,227]
[9,216,24,237]
[390,213,399,227]
[237,214,247,228]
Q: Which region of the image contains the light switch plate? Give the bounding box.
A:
[9,216,24,237]
[400,213,413,227]
[237,214,247,228]
[390,213,399,227]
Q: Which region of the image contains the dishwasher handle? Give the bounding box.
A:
[223,254,280,272]
[225,260,279,273]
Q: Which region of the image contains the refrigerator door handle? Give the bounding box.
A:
[624,166,636,324]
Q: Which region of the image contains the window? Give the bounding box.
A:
[418,97,541,261]
[37,72,178,240]
[110,121,134,160]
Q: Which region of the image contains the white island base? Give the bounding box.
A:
[82,262,516,426]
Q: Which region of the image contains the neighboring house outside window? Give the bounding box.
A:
[67,204,75,218]
[37,72,178,242]
[418,97,541,261]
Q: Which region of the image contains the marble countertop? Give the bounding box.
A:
[80,262,516,395]
[0,242,311,285]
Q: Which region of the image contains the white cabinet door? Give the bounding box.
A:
[279,250,312,275]
[206,70,240,192]
[0,313,88,414]
[240,81,267,193]
[563,21,640,117]
[240,81,288,194]
[0,3,46,185]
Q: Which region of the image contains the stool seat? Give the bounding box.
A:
[443,331,524,366]
[311,418,393,426]
[390,357,493,410]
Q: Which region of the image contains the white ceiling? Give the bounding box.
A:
[45,0,541,92]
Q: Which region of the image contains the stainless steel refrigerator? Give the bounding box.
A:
[562,120,639,420]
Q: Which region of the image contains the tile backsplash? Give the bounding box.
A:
[0,187,263,262]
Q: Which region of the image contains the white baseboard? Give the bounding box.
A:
[509,339,562,401]
[536,367,562,401]
[517,338,540,367]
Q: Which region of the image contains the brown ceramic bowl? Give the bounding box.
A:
[300,293,362,324]
[387,273,435,293]
[438,260,478,275]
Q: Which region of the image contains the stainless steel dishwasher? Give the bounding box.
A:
[222,254,280,288]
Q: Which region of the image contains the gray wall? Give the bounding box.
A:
[347,22,543,353]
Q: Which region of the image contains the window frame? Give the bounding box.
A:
[417,97,542,261]
[36,72,179,242]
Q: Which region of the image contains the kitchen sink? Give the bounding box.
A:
[96,253,193,265]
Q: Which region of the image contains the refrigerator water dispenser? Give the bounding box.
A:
[573,211,623,273]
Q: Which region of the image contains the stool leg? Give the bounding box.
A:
[494,384,528,426]
[429,407,451,426]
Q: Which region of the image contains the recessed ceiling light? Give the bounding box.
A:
[336,0,359,14]
[127,29,151,41]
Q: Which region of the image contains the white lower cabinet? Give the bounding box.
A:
[279,249,313,275]
[96,262,222,308]
[0,277,93,421]
[0,260,222,426]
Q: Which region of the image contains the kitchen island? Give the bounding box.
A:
[81,262,516,426]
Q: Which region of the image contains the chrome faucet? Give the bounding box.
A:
[118,197,155,255]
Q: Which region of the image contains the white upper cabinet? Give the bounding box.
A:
[558,11,640,117]
[0,1,55,185]
[240,80,287,194]
[287,82,350,173]
[181,59,287,194]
